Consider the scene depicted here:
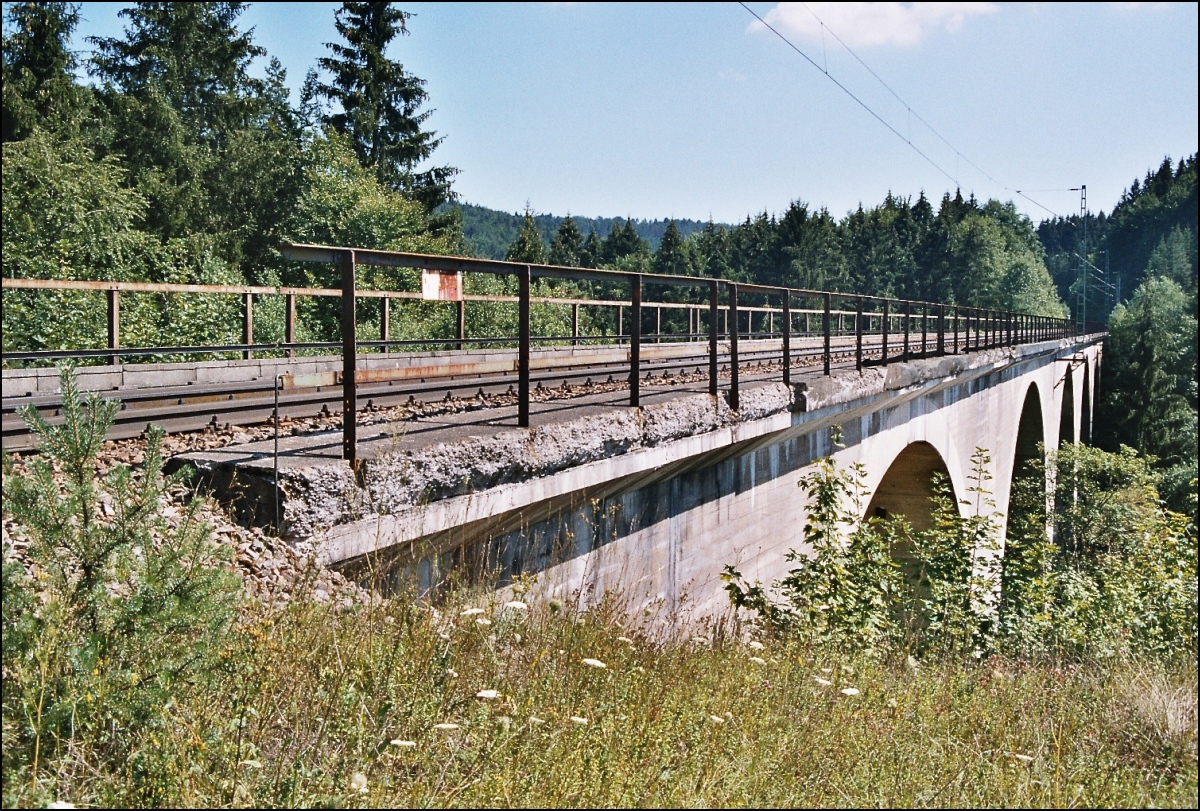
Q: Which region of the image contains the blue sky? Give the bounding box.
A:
[49,2,1200,223]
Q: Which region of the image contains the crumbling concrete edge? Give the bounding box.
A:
[314,398,797,565]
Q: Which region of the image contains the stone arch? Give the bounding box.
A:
[864,441,957,532]
[1080,361,1092,445]
[1058,368,1076,447]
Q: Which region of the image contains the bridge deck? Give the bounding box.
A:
[180,363,804,473]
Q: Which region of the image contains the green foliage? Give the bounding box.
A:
[1001,443,1197,659]
[547,214,583,267]
[2,1,92,141]
[311,1,457,210]
[724,436,1001,656]
[2,367,240,804]
[87,2,304,268]
[1098,275,1198,516]
[1,130,244,359]
[505,207,547,264]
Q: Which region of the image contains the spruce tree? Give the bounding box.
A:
[580,227,601,268]
[548,214,584,267]
[653,220,691,276]
[506,208,546,264]
[313,2,457,210]
[2,1,91,141]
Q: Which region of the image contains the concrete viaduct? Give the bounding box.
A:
[177,332,1102,623]
[2,248,1103,623]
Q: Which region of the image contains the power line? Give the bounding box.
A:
[741,2,1070,220]
[738,2,958,188]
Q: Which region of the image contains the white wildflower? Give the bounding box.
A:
[814,676,833,686]
[460,607,485,617]
[840,687,860,696]
[390,739,417,748]
[446,668,459,678]
[748,640,764,650]
[476,618,492,627]
[569,716,589,726]
[528,716,546,725]
[617,636,634,644]
[476,689,501,700]
[748,656,767,665]
[349,772,369,795]
[504,600,528,611]
[709,714,726,724]
[581,658,607,669]
[1013,753,1034,763]
[434,723,460,731]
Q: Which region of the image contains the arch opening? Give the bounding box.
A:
[1001,384,1048,623]
[864,441,955,532]
[1058,370,1076,448]
[863,441,959,636]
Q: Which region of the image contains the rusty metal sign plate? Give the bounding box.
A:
[422,269,463,301]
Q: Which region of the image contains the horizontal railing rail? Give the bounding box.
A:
[3,243,1106,466]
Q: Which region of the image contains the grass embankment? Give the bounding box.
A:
[14,588,1197,808]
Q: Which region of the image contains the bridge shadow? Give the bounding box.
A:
[339,359,1037,598]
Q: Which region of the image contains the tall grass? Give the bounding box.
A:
[3,370,1197,807]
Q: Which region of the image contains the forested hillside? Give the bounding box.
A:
[451,203,712,260]
[2,1,1071,362]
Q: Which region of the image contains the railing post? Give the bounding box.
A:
[630,274,642,408]
[823,293,832,376]
[1008,311,1014,347]
[881,299,889,364]
[903,300,911,361]
[341,249,357,466]
[617,305,623,341]
[953,305,959,354]
[855,295,863,372]
[768,309,774,337]
[781,290,791,386]
[380,296,390,352]
[243,292,253,360]
[729,283,740,410]
[572,302,579,347]
[518,265,531,427]
[457,297,466,350]
[107,288,120,366]
[285,292,296,358]
[708,280,719,396]
[937,304,946,356]
[655,305,661,344]
[921,303,929,358]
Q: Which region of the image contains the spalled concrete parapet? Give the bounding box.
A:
[177,383,800,543]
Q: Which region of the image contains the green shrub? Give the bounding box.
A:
[1001,443,1198,659]
[2,366,240,806]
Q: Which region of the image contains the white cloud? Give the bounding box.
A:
[750,3,1000,49]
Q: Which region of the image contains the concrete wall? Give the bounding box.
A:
[330,337,1102,627]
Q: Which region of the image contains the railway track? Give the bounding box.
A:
[2,339,890,451]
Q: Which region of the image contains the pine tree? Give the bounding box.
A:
[548,214,584,267]
[312,2,457,210]
[2,1,91,141]
[506,208,546,264]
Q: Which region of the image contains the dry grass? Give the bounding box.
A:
[11,581,1197,809]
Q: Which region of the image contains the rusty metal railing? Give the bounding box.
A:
[2,243,1103,468]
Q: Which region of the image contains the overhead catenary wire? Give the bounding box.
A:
[740,2,1069,220]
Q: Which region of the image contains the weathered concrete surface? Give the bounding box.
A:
[175,377,797,541]
[175,334,1104,626]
